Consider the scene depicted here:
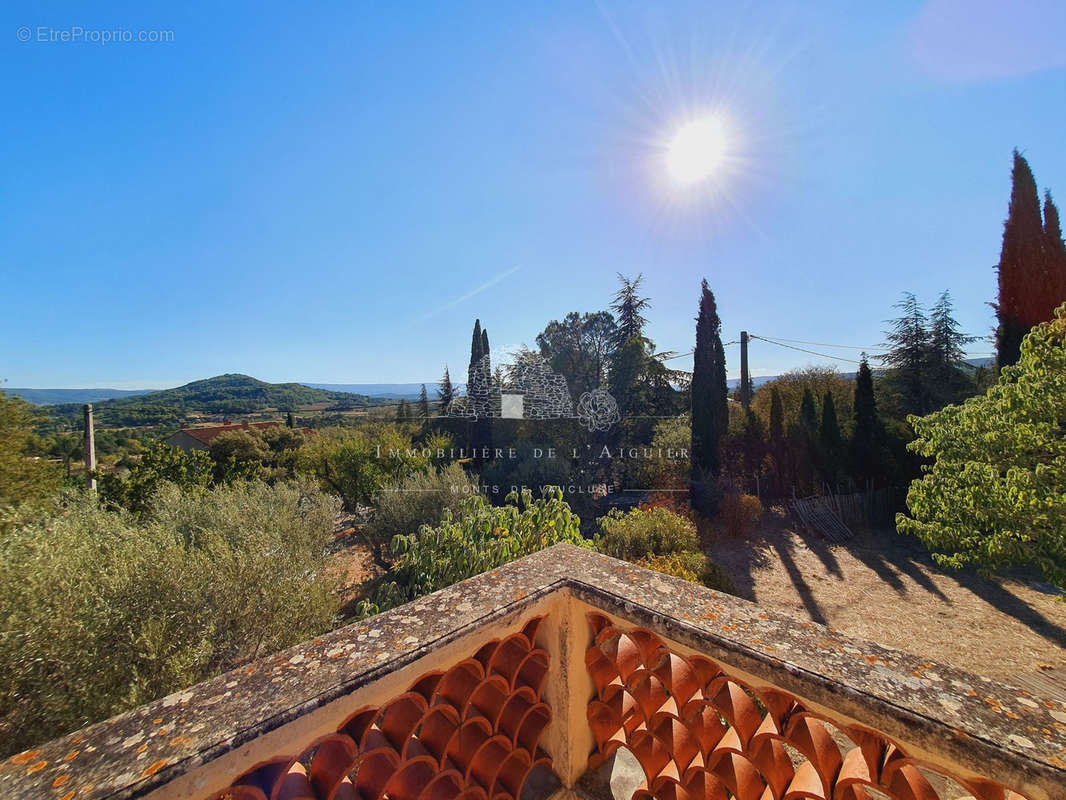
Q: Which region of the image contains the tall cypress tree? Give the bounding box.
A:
[996,150,1046,367]
[850,356,881,488]
[418,384,430,420]
[468,319,483,391]
[768,388,784,443]
[481,328,490,363]
[690,280,728,511]
[1044,192,1066,314]
[818,391,842,483]
[437,367,453,415]
[799,387,818,433]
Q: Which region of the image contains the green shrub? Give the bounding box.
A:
[595,506,700,560]
[297,426,444,510]
[636,552,735,594]
[97,441,213,514]
[718,493,763,538]
[362,463,476,568]
[361,487,588,616]
[0,479,340,756]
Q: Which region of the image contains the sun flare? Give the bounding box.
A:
[665,115,730,185]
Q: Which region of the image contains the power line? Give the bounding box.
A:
[751,335,883,351]
[748,335,883,365]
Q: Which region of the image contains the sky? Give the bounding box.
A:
[2,0,1065,389]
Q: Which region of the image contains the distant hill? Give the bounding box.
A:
[46,374,386,426]
[303,382,467,400]
[3,387,152,405]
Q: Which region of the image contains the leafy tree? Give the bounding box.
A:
[209,430,270,483]
[361,488,588,615]
[850,356,883,487]
[0,392,61,513]
[897,305,1066,587]
[49,433,82,480]
[437,367,454,415]
[535,311,616,398]
[881,292,933,417]
[996,151,1048,368]
[0,479,339,756]
[297,426,434,510]
[98,442,213,514]
[690,280,728,509]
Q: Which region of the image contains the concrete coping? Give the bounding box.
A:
[1,543,1063,799]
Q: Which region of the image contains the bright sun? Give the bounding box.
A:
[666,115,729,185]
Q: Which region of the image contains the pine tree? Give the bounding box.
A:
[610,273,650,350]
[928,290,976,408]
[437,367,453,415]
[418,384,430,420]
[1044,192,1066,313]
[850,356,882,488]
[996,150,1046,368]
[691,280,728,510]
[881,292,932,417]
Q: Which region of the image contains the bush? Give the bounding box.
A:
[297,426,443,510]
[0,479,340,756]
[718,493,763,537]
[97,441,213,514]
[636,552,735,594]
[595,506,700,560]
[362,463,476,568]
[361,487,588,616]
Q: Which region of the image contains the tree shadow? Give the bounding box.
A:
[861,527,1066,650]
[845,530,951,603]
[946,569,1066,651]
[770,536,828,625]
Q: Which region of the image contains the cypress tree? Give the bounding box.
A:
[481,328,490,363]
[437,367,453,415]
[996,150,1045,367]
[285,411,295,429]
[799,387,818,433]
[768,388,784,443]
[819,391,842,483]
[418,384,430,420]
[850,356,881,487]
[1044,192,1066,313]
[690,280,728,511]
[468,319,483,390]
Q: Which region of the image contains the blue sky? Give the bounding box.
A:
[2,1,1065,388]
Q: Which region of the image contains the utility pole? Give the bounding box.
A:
[83,403,97,491]
[739,331,751,409]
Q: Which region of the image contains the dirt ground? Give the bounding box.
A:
[707,506,1066,685]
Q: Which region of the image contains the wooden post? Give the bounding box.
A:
[83,403,97,491]
[739,331,751,409]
